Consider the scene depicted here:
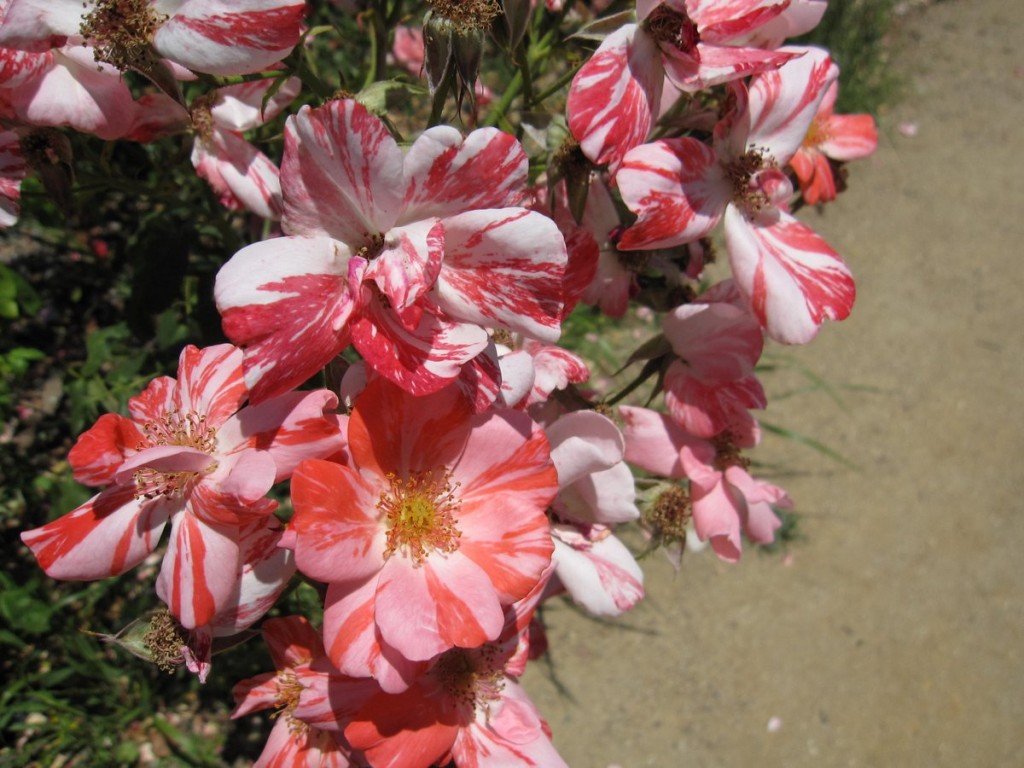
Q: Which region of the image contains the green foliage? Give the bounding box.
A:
[0,263,41,319]
[798,0,901,115]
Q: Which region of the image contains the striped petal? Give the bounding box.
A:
[346,377,471,478]
[215,236,357,402]
[454,412,557,603]
[616,137,727,250]
[401,125,529,221]
[567,24,664,169]
[724,204,855,344]
[350,296,489,397]
[374,553,505,662]
[363,219,444,311]
[290,459,386,588]
[746,46,837,164]
[174,344,247,426]
[218,390,345,482]
[281,100,404,242]
[68,413,144,486]
[663,42,797,93]
[0,47,52,88]
[152,0,305,76]
[127,375,176,424]
[432,208,566,342]
[20,487,172,580]
[189,452,279,525]
[156,511,242,629]
[323,579,423,693]
[191,129,283,220]
[551,525,644,617]
[820,113,879,161]
[523,340,590,407]
[687,0,789,37]
[209,520,296,634]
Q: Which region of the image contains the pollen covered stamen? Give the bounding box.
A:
[428,0,500,31]
[378,469,462,564]
[725,147,778,215]
[272,670,310,735]
[133,468,199,499]
[141,410,218,452]
[142,609,187,674]
[133,410,219,499]
[356,232,386,261]
[434,645,505,711]
[645,485,692,544]
[644,5,700,55]
[190,95,216,143]
[712,433,750,472]
[80,0,167,72]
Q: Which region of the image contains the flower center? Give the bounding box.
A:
[378,469,462,564]
[133,410,219,499]
[645,484,692,545]
[189,95,216,143]
[79,0,167,72]
[644,4,701,56]
[433,645,505,711]
[428,0,500,31]
[272,670,310,735]
[803,116,830,149]
[711,433,750,472]
[724,147,779,216]
[356,232,386,261]
[142,609,187,674]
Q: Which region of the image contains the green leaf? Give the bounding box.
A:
[357,79,428,115]
[0,587,53,635]
[0,263,42,318]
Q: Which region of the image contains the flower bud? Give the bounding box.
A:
[422,10,455,96]
[492,0,530,52]
[452,25,484,99]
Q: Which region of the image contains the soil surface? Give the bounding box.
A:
[521,1,1024,765]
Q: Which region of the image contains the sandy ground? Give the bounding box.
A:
[521,0,1024,765]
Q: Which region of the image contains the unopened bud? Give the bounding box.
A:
[423,11,455,96]
[492,0,530,52]
[452,26,484,99]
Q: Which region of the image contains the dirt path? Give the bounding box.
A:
[521,1,1024,764]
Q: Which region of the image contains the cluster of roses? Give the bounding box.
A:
[9,0,877,765]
